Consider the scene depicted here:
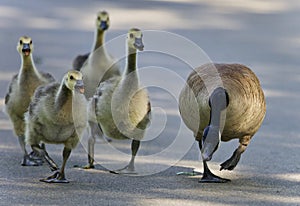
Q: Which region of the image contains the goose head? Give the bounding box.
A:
[127,28,144,51]
[17,36,33,57]
[201,125,221,161]
[96,11,110,31]
[64,70,85,94]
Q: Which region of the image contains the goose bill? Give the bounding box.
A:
[134,38,144,51]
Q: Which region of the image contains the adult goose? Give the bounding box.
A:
[25,70,88,183]
[4,36,55,166]
[72,10,120,98]
[179,63,266,182]
[90,28,150,173]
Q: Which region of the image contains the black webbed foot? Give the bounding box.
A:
[40,171,69,183]
[28,151,44,165]
[21,154,42,166]
[73,164,95,169]
[200,161,230,183]
[200,171,230,183]
[110,165,137,175]
[220,149,241,171]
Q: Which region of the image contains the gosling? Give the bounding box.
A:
[4,36,55,166]
[25,70,88,183]
[90,28,150,173]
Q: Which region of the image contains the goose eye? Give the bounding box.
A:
[70,75,74,80]
[19,40,23,44]
[130,33,134,38]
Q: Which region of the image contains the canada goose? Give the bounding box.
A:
[72,10,120,98]
[4,36,55,166]
[25,70,88,183]
[179,63,266,182]
[89,28,150,173]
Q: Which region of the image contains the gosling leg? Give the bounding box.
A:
[220,135,251,171]
[18,135,41,166]
[40,147,71,183]
[111,140,140,174]
[86,133,95,169]
[31,144,59,171]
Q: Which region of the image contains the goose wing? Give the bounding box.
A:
[40,71,55,83]
[72,53,90,71]
[28,82,59,115]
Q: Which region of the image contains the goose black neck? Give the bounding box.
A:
[208,106,222,127]
[125,49,137,75]
[208,87,229,127]
[93,29,105,51]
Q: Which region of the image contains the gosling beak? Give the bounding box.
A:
[22,44,31,56]
[75,80,85,94]
[134,37,144,51]
[99,21,108,30]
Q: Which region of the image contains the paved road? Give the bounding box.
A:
[0,0,300,205]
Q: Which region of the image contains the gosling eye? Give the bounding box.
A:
[30,40,32,44]
[97,16,101,21]
[70,75,74,80]
[20,40,23,44]
[130,33,134,38]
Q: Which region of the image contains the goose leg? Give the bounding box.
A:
[200,161,230,183]
[76,122,111,169]
[111,140,140,175]
[220,136,250,171]
[40,147,71,183]
[198,141,230,183]
[19,136,42,166]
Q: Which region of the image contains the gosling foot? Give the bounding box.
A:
[110,165,137,175]
[73,164,95,169]
[220,149,241,171]
[40,171,69,183]
[28,151,44,165]
[21,154,42,166]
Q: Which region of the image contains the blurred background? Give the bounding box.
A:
[0,0,300,205]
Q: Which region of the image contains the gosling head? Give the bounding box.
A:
[127,28,144,51]
[64,70,85,94]
[201,87,229,161]
[17,36,33,57]
[96,11,110,31]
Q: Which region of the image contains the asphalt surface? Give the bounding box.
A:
[1,0,300,205]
